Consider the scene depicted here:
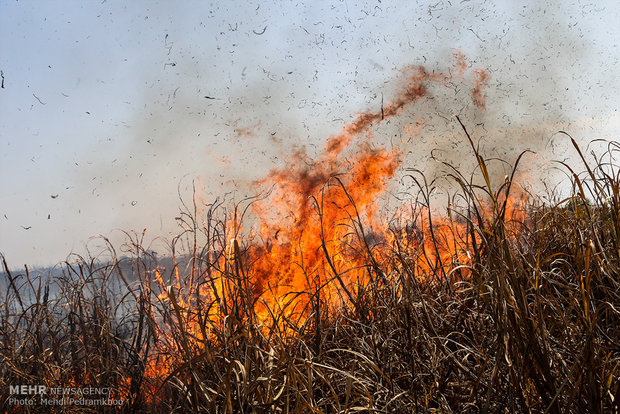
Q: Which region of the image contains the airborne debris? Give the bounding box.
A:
[253,26,267,35]
[164,33,173,55]
[32,93,46,105]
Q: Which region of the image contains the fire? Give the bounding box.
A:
[141,54,526,392]
[245,64,455,319]
[472,68,490,109]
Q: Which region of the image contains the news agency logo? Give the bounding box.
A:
[9,385,47,395]
[7,385,124,407]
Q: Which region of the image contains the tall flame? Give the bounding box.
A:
[145,55,515,389]
[243,64,468,319]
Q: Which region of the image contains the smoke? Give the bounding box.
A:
[2,0,618,266]
[85,0,603,244]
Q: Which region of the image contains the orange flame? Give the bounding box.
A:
[142,54,524,391]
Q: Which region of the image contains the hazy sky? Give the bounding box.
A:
[1,1,620,268]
